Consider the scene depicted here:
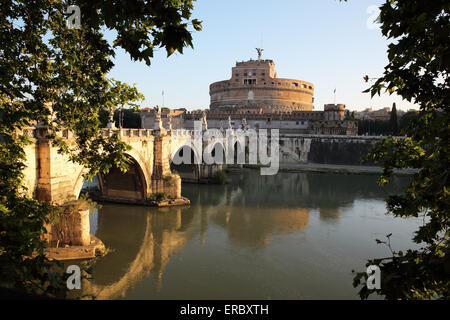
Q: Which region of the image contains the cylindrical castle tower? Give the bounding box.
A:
[209,58,314,112]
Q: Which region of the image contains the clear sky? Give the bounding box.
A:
[107,0,418,112]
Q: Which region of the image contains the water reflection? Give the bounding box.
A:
[82,170,412,299]
[83,206,195,299]
[211,208,309,248]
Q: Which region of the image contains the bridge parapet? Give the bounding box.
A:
[20,127,72,140]
[101,128,154,138]
[170,129,203,137]
[19,125,188,206]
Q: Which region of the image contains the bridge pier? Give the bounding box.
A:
[151,135,182,198]
[91,131,187,206]
[32,132,84,204]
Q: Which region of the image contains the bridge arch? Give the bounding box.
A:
[170,144,201,182]
[73,151,150,202]
[233,140,246,165]
[204,141,226,165]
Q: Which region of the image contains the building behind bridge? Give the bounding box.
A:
[141,55,357,135]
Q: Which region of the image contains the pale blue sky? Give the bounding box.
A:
[107,0,418,112]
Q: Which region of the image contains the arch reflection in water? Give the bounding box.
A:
[82,205,196,300]
[81,170,413,299]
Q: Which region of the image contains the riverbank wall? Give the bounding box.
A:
[280,134,390,166]
[275,134,417,175]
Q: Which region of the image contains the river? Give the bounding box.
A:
[80,169,421,299]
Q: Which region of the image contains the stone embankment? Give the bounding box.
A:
[277,162,418,175]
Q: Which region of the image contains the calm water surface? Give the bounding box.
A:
[82,170,422,299]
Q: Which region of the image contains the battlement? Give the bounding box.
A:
[235,59,274,67]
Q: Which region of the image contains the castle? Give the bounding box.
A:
[210,57,314,112]
[141,51,357,135]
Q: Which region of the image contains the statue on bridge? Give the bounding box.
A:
[154,105,164,132]
[201,111,208,131]
[241,118,248,130]
[107,106,116,129]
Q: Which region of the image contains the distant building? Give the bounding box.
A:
[140,107,185,130]
[354,107,405,120]
[209,58,314,112]
[140,52,358,136]
[141,103,357,136]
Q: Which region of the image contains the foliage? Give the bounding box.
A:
[104,80,145,128]
[344,110,356,121]
[357,107,413,136]
[389,103,399,135]
[399,110,419,134]
[148,192,168,202]
[99,108,142,129]
[48,194,99,225]
[357,118,392,136]
[350,0,450,299]
[0,0,201,297]
[211,170,228,185]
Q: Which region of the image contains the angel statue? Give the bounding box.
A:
[256,48,264,61]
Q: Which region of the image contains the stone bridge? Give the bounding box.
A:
[20,124,386,206]
[20,126,243,205]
